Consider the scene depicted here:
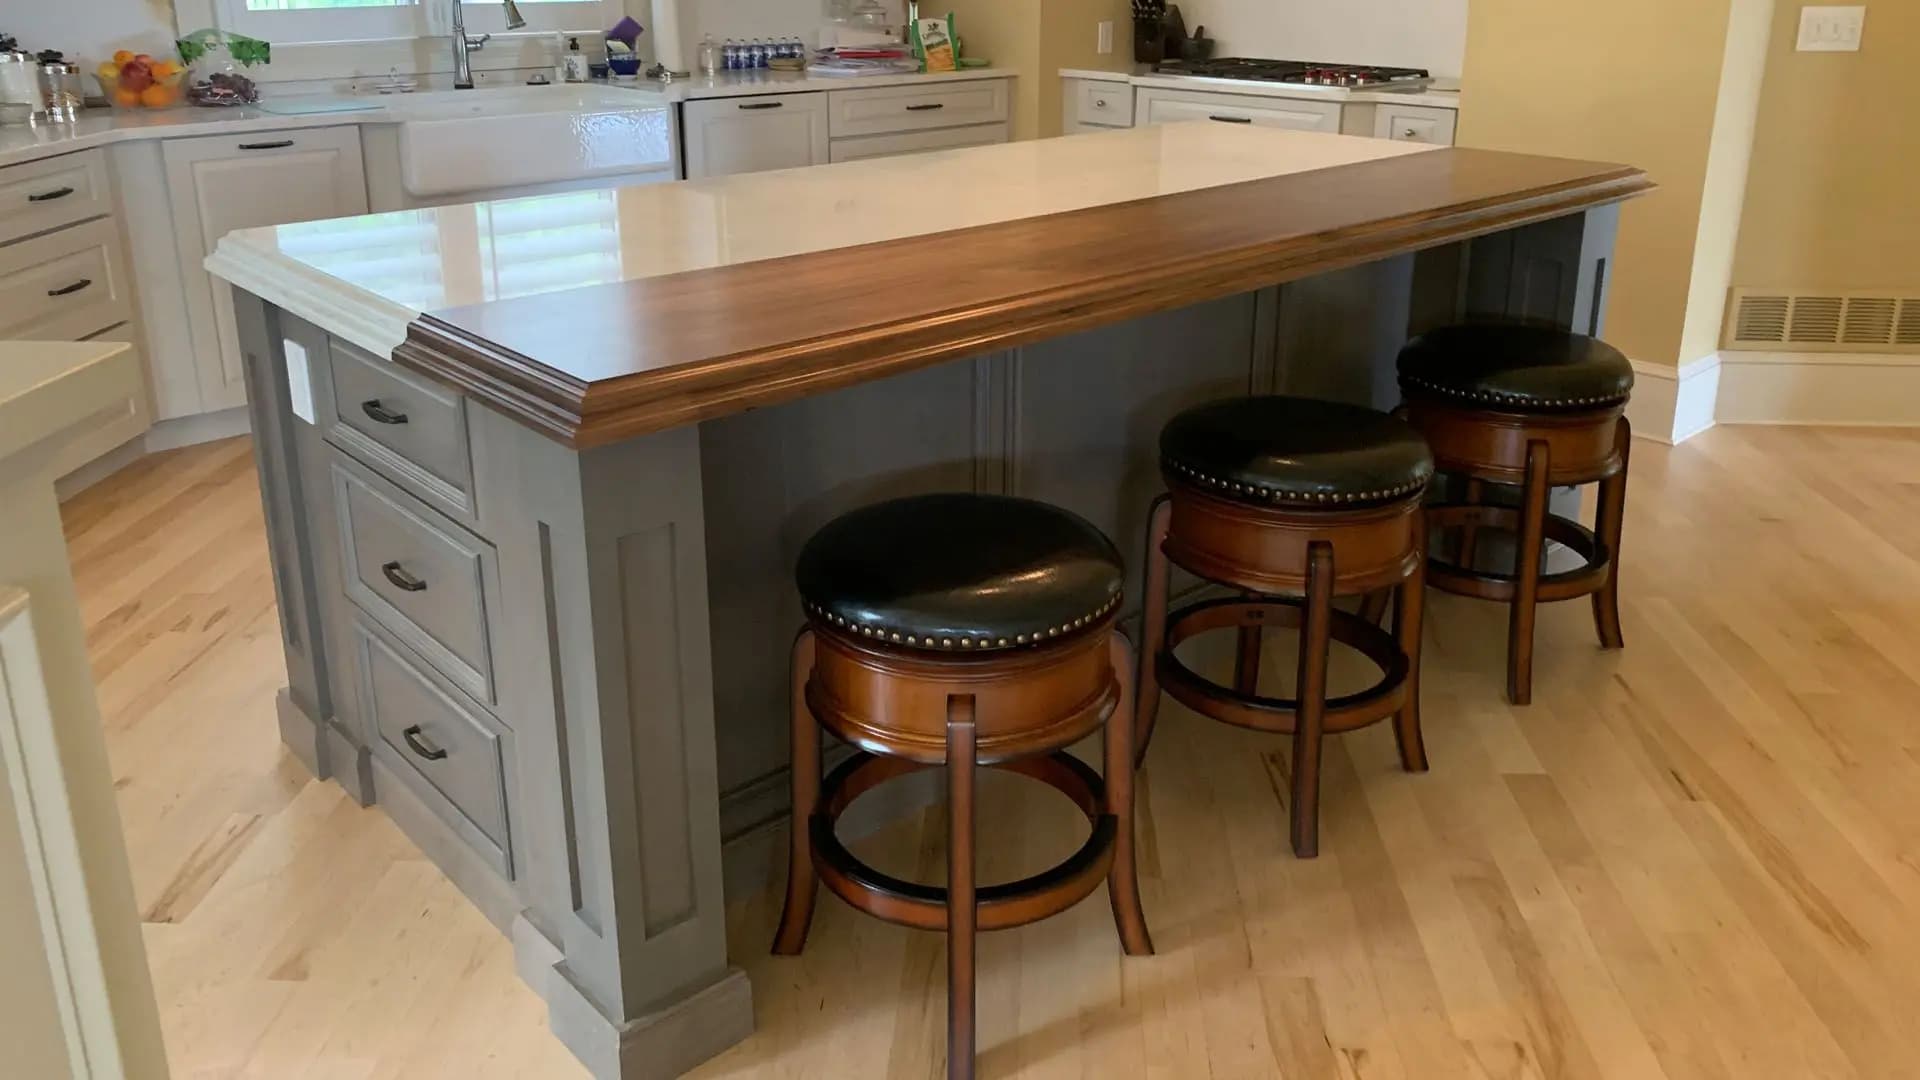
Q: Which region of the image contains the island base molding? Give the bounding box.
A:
[230,196,1622,1079]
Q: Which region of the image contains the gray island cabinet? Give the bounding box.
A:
[205,124,1648,1079]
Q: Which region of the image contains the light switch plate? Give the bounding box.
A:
[1797,5,1866,51]
[1097,20,1114,55]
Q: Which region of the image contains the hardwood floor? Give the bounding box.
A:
[66,426,1920,1079]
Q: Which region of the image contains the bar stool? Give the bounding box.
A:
[1396,323,1634,706]
[1136,397,1435,858]
[772,493,1153,1079]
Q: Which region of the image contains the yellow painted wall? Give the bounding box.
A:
[1458,0,1770,368]
[1038,0,1134,136]
[1731,1,1920,292]
[944,0,1133,139]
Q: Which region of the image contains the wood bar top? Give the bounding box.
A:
[207,125,1649,449]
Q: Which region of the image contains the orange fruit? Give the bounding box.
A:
[152,59,181,77]
[139,84,173,107]
[113,49,134,65]
[113,87,141,107]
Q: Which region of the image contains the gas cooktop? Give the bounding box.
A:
[1155,58,1432,90]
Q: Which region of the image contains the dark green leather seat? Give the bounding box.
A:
[1398,324,1634,411]
[1160,396,1434,508]
[796,493,1122,653]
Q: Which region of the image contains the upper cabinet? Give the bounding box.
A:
[161,127,368,413]
[683,94,831,180]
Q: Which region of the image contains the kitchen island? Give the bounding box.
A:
[204,124,1648,1080]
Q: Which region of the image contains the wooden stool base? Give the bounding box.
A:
[1425,503,1612,603]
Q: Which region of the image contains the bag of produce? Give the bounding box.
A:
[176,29,270,106]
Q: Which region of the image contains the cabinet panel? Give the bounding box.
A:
[828,123,1008,163]
[0,217,132,341]
[682,94,829,179]
[162,126,367,412]
[1135,89,1342,132]
[828,79,1009,138]
[1373,103,1458,146]
[1072,80,1134,129]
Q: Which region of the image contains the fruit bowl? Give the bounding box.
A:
[96,54,187,109]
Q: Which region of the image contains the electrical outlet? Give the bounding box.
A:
[1797,5,1866,52]
[1097,20,1114,55]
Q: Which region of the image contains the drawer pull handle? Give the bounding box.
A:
[1404,127,1420,137]
[238,139,295,151]
[402,725,449,761]
[381,561,428,592]
[1094,99,1108,107]
[737,101,784,110]
[28,186,75,202]
[47,278,92,297]
[1209,115,1253,124]
[361,399,409,425]
[905,103,945,112]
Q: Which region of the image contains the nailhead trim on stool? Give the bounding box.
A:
[804,593,1122,652]
[1399,374,1631,411]
[1164,460,1430,507]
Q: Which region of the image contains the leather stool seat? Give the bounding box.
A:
[796,493,1123,653]
[1159,396,1434,508]
[1398,323,1634,411]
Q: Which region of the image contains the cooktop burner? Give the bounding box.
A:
[1156,58,1432,89]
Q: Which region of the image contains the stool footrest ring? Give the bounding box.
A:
[1158,596,1410,735]
[1425,502,1612,602]
[811,749,1117,934]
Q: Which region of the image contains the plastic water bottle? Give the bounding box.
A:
[752,40,769,68]
[722,39,737,70]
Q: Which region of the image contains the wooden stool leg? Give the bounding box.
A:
[1592,416,1630,650]
[1233,617,1264,696]
[1104,634,1154,957]
[772,630,819,955]
[1134,495,1173,767]
[1457,478,1487,569]
[1393,514,1429,772]
[1291,542,1334,858]
[1357,589,1391,626]
[946,696,978,1080]
[1508,443,1551,706]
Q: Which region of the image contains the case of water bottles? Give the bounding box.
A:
[720,37,809,71]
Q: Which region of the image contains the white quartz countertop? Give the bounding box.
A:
[0,68,1016,169]
[1059,67,1462,109]
[205,123,1433,361]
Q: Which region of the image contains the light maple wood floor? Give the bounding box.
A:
[64,425,1920,1079]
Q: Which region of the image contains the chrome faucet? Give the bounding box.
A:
[451,0,527,89]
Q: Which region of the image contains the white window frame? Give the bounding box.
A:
[174,0,623,47]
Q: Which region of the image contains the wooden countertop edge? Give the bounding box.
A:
[395,165,1652,450]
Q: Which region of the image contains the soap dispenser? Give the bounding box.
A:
[562,36,590,82]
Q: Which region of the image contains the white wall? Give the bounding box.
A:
[1175,0,1468,78]
[7,0,179,72]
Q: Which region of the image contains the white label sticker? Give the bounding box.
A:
[284,339,316,425]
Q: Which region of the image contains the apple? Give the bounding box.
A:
[119,59,152,92]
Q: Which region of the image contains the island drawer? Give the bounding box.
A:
[320,337,477,524]
[0,216,134,341]
[332,453,502,708]
[828,80,1009,138]
[354,619,515,879]
[0,149,112,246]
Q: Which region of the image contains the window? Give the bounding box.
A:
[195,0,621,46]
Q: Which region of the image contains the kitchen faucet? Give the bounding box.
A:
[451,0,527,89]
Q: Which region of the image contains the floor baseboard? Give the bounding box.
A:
[1628,355,1720,445]
[55,406,253,502]
[1717,351,1920,427]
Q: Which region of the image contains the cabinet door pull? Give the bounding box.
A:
[737,101,784,110]
[1208,115,1253,124]
[237,139,295,151]
[361,399,409,425]
[46,278,92,297]
[905,102,945,111]
[27,186,75,202]
[402,725,449,761]
[381,561,428,592]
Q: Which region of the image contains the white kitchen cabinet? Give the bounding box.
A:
[1372,102,1459,146]
[827,80,1009,138]
[161,126,367,413]
[829,123,1009,163]
[1062,78,1134,134]
[1134,88,1342,133]
[682,93,830,180]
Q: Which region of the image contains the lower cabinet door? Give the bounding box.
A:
[828,123,1009,163]
[356,620,516,879]
[682,93,830,179]
[1135,88,1342,132]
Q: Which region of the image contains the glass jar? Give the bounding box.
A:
[698,34,720,76]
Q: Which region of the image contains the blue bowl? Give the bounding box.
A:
[607,54,643,77]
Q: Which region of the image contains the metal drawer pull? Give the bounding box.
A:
[905,102,945,111]
[238,139,295,151]
[381,561,428,592]
[46,278,92,297]
[738,101,784,110]
[402,725,448,761]
[1094,98,1108,107]
[361,399,409,425]
[28,186,75,202]
[1403,127,1421,138]
[1209,115,1253,124]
